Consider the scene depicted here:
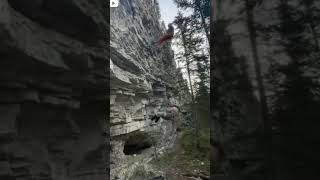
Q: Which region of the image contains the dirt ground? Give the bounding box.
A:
[151,131,210,180]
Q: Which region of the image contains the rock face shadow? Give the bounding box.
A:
[0,0,108,179]
[123,131,154,155]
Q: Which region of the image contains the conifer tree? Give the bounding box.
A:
[174,0,210,42]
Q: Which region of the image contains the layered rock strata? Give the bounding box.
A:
[0,0,108,179]
[110,0,189,179]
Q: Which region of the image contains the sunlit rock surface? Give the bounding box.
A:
[110,0,189,179]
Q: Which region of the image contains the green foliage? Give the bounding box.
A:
[180,129,210,160]
[150,151,175,169]
[174,0,210,19]
[151,129,210,176]
[265,0,320,176]
[194,53,210,127]
[273,0,320,129]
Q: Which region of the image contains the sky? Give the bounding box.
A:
[158,1,184,68]
[158,0,207,90]
[158,0,179,26]
[158,0,192,84]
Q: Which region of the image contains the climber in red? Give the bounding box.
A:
[155,23,174,47]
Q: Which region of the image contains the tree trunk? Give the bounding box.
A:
[309,22,320,51]
[181,29,195,102]
[195,111,200,149]
[197,1,210,43]
[304,3,320,51]
[180,24,200,149]
[244,0,273,179]
[310,24,320,51]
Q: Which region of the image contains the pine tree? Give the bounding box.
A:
[174,12,200,103]
[194,53,210,128]
[174,0,210,42]
[269,1,320,178]
[212,19,265,179]
[174,11,209,149]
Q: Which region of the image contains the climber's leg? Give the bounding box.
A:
[150,114,160,123]
[155,116,160,123]
[156,34,173,46]
[172,114,176,133]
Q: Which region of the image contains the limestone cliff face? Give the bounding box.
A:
[0,0,108,180]
[110,0,188,179]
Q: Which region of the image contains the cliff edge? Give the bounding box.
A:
[110,0,189,179]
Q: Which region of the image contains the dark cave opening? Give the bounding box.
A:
[123,132,154,155]
[123,142,152,155]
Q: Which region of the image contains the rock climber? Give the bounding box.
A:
[155,23,174,47]
[150,105,183,122]
[149,104,182,133]
[166,105,181,131]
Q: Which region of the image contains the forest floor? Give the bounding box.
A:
[150,129,210,180]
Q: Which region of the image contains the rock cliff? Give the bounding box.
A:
[0,0,108,180]
[110,0,189,179]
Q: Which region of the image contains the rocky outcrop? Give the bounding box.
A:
[0,0,108,180]
[110,0,189,179]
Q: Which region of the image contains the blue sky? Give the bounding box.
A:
[158,0,209,92]
[158,0,178,26]
[158,0,191,82]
